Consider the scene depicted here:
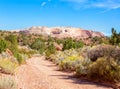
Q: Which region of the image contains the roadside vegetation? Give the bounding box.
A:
[0,28,120,88]
[0,31,36,89]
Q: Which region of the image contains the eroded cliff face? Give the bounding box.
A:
[19,26,105,39]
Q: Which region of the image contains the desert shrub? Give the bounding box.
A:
[0,59,18,74]
[73,40,84,49]
[101,37,110,44]
[87,45,120,62]
[49,49,79,64]
[87,57,120,82]
[64,49,78,56]
[0,52,18,63]
[5,34,19,57]
[45,43,56,57]
[16,53,25,64]
[5,34,29,64]
[5,34,17,44]
[30,38,46,54]
[62,38,84,50]
[55,38,64,44]
[87,45,115,61]
[75,57,91,76]
[59,55,84,71]
[91,36,109,45]
[0,76,17,89]
[47,36,55,42]
[77,46,91,58]
[0,39,8,53]
[19,33,30,46]
[110,47,120,63]
[49,51,66,64]
[91,36,102,45]
[19,47,36,58]
[75,57,120,83]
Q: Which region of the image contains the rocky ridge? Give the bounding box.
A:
[19,26,105,39]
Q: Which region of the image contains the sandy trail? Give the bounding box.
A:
[15,56,112,89]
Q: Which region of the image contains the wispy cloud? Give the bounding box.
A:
[41,2,47,7]
[61,0,120,10]
[91,0,120,9]
[41,0,51,7]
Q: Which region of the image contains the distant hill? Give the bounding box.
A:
[19,26,105,39]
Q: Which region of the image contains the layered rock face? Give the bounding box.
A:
[19,26,104,39]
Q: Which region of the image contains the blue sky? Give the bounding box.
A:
[0,0,120,35]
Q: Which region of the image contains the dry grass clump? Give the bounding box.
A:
[0,59,18,75]
[0,76,17,89]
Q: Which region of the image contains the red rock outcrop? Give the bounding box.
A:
[19,26,105,39]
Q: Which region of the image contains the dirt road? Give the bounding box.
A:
[15,56,112,89]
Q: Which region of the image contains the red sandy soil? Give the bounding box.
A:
[15,56,113,89]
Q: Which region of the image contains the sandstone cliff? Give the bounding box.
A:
[19,26,104,39]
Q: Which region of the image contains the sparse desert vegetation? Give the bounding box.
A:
[1,0,120,88]
[0,28,120,89]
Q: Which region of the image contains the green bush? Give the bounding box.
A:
[16,53,25,64]
[5,34,17,44]
[5,34,19,57]
[45,43,56,57]
[30,38,46,54]
[0,39,8,53]
[62,38,84,50]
